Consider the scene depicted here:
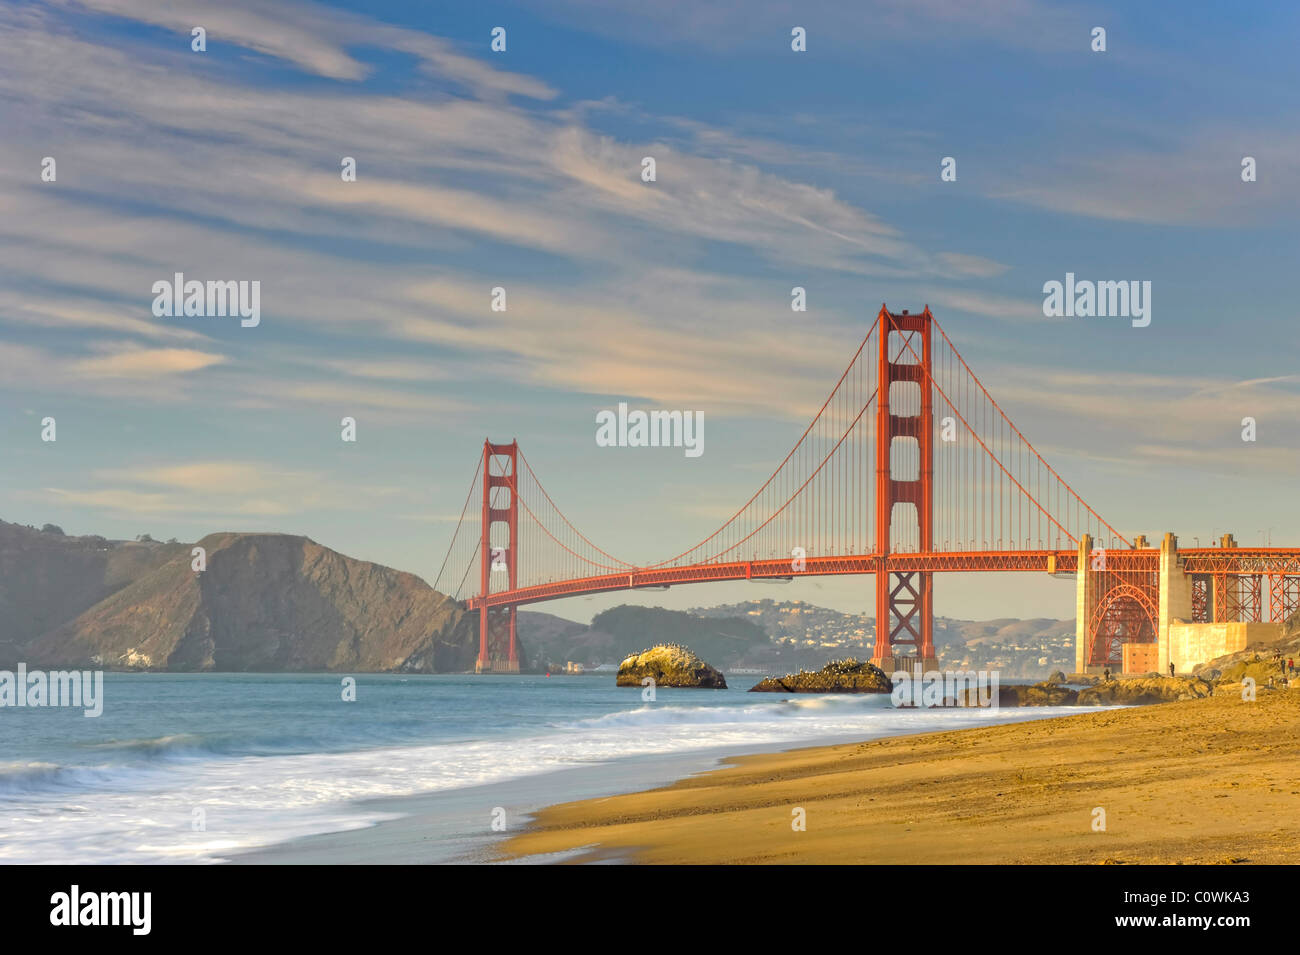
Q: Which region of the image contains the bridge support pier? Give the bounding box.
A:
[1157,532,1193,675]
[1074,535,1097,673]
[1071,535,1092,675]
[476,605,519,674]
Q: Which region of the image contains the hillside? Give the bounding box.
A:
[0,521,188,666]
[2,521,486,672]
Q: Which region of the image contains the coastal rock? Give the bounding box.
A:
[749,658,891,694]
[1046,670,1068,685]
[993,681,1078,706]
[1212,659,1288,688]
[617,644,727,688]
[1077,676,1213,706]
[1194,615,1300,681]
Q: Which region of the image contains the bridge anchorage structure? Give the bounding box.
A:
[435,305,1300,676]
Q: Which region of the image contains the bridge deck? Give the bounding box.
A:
[467,547,1300,609]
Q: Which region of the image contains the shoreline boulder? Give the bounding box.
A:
[749,658,891,694]
[992,681,1078,706]
[1077,675,1213,706]
[616,644,727,688]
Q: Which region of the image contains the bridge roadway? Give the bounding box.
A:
[467,546,1300,610]
[468,549,1081,609]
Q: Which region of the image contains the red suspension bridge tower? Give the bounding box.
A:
[477,440,520,673]
[873,307,937,674]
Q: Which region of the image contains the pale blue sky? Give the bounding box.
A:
[2,0,1297,622]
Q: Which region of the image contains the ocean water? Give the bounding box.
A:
[0,673,1084,864]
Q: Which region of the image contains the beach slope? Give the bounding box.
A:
[499,692,1300,864]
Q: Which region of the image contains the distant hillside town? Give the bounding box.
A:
[521,598,1075,679]
[692,599,1076,677]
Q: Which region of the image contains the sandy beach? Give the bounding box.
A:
[498,691,1300,864]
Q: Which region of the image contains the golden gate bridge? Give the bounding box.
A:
[435,306,1300,674]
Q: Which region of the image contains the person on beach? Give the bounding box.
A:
[1103,667,1111,682]
[1168,661,1175,677]
[1289,657,1295,675]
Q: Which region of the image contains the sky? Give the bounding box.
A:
[2,0,1298,623]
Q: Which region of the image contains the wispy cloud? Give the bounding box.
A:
[989,128,1300,226]
[0,0,1014,425]
[518,0,1088,54]
[55,0,557,97]
[973,364,1300,477]
[4,0,1295,565]
[41,460,411,519]
[73,347,226,378]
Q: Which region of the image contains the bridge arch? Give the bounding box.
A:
[1087,582,1158,668]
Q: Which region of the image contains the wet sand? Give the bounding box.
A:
[498,691,1300,864]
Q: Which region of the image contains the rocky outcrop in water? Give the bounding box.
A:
[749,658,892,693]
[617,644,727,688]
